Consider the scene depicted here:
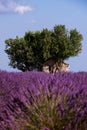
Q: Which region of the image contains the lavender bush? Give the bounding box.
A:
[0,70,87,130]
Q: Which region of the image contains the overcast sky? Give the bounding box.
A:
[0,0,87,72]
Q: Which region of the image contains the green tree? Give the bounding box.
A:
[5,25,83,71]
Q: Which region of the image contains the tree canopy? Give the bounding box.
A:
[5,25,83,71]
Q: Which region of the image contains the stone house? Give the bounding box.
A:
[42,59,69,73]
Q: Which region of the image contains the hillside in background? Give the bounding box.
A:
[0,70,87,130]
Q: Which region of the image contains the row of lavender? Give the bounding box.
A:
[0,70,87,130]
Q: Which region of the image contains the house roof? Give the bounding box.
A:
[43,58,69,67]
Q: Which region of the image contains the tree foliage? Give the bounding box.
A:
[5,25,83,71]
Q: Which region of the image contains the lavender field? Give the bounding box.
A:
[0,70,87,130]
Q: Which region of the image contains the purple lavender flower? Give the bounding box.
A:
[0,70,87,130]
